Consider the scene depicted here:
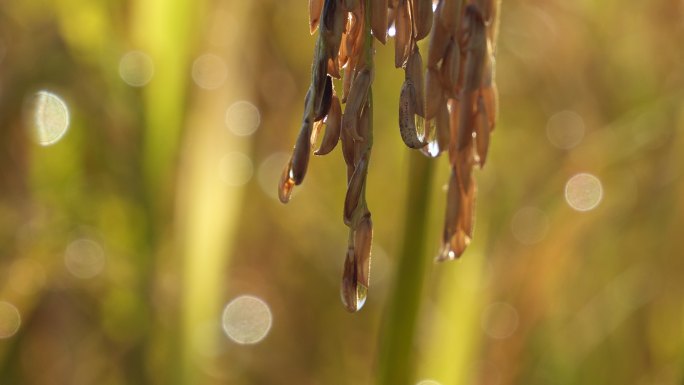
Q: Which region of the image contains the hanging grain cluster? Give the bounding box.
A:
[279,0,500,311]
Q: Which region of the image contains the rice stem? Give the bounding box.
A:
[376,151,435,385]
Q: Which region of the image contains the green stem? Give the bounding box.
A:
[377,151,435,385]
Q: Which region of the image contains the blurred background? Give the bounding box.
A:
[1,0,683,384]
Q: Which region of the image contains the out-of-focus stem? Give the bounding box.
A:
[417,242,487,384]
[377,152,435,385]
[174,3,256,385]
[132,0,201,209]
[129,2,201,384]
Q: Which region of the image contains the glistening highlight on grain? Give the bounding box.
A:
[278,0,500,312]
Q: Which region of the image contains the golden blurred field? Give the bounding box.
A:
[0,1,683,384]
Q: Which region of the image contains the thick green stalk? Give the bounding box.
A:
[377,152,435,385]
[175,3,256,384]
[132,0,201,209]
[129,2,201,384]
[416,241,487,384]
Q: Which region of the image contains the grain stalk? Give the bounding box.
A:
[377,150,435,385]
[280,0,500,319]
[280,0,377,312]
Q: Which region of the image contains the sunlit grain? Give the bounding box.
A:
[388,24,397,38]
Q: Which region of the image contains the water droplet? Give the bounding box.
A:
[0,301,21,339]
[192,53,228,90]
[511,207,549,245]
[258,152,298,201]
[356,284,368,308]
[421,139,441,158]
[218,152,253,186]
[225,101,260,136]
[388,23,397,37]
[119,51,154,87]
[222,295,272,344]
[565,173,603,212]
[340,246,369,312]
[341,282,368,312]
[482,302,519,339]
[64,238,106,279]
[547,110,585,149]
[30,90,70,146]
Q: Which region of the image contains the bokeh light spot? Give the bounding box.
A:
[192,53,228,90]
[482,302,519,339]
[0,301,21,339]
[546,110,585,149]
[225,101,260,136]
[119,50,154,87]
[218,152,253,186]
[511,207,549,245]
[222,295,272,345]
[64,238,106,279]
[258,152,298,200]
[565,173,603,212]
[31,90,70,146]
